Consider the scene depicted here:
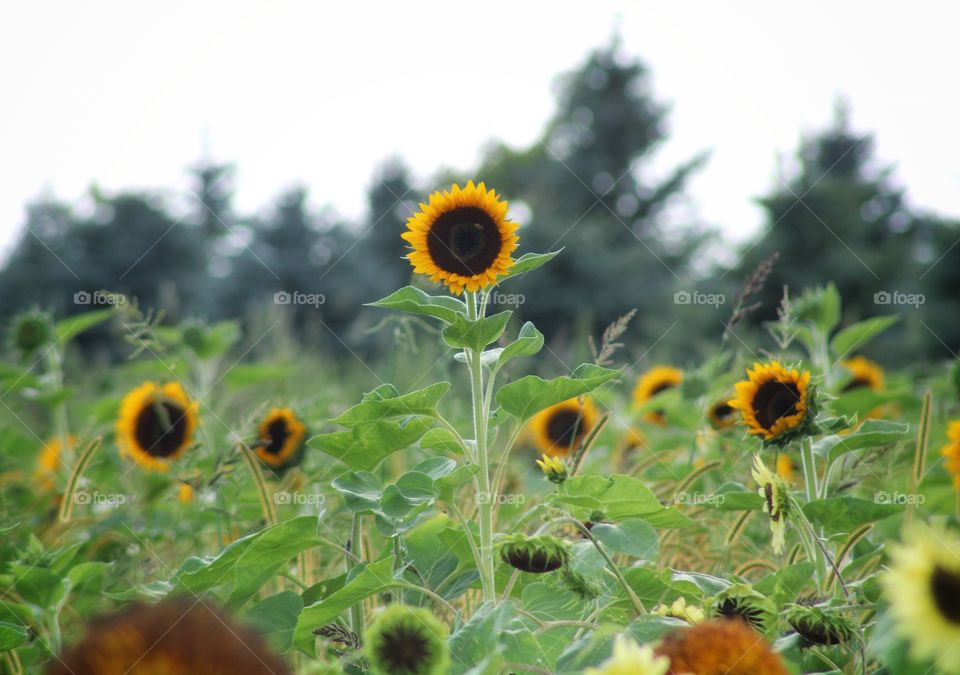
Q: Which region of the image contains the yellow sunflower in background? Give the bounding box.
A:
[840,355,885,392]
[34,435,75,491]
[585,635,669,675]
[882,528,960,673]
[116,382,198,471]
[633,366,682,425]
[402,181,519,294]
[776,453,796,483]
[256,408,307,469]
[708,399,738,430]
[729,362,810,442]
[529,398,598,458]
[654,618,789,675]
[940,421,960,491]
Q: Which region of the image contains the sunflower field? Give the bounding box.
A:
[2,179,960,675]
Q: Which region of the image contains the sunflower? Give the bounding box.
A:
[45,599,291,675]
[401,181,519,294]
[729,362,811,442]
[633,366,682,424]
[940,420,960,490]
[585,635,670,675]
[654,618,789,675]
[255,408,307,469]
[708,399,738,430]
[840,355,885,392]
[882,528,960,672]
[116,382,198,471]
[529,398,598,458]
[364,604,450,675]
[34,435,75,491]
[776,453,796,483]
[499,534,570,573]
[536,454,568,484]
[752,455,792,555]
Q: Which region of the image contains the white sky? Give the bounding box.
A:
[1,1,958,258]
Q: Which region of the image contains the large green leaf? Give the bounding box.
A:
[830,315,899,357]
[293,556,397,656]
[330,383,450,427]
[308,417,433,471]
[245,591,302,653]
[367,286,467,324]
[803,497,903,532]
[442,311,512,351]
[590,519,659,559]
[55,308,115,343]
[496,250,561,283]
[496,364,620,421]
[812,419,910,463]
[0,621,29,651]
[552,475,692,528]
[495,321,544,371]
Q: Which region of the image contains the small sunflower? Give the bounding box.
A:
[46,599,291,675]
[654,618,789,675]
[585,635,670,675]
[536,453,568,484]
[729,361,811,443]
[528,398,598,458]
[633,366,682,424]
[840,355,885,392]
[402,181,519,294]
[177,482,195,504]
[708,399,738,430]
[752,455,792,555]
[882,528,960,672]
[783,603,856,646]
[499,534,570,573]
[116,381,198,471]
[364,604,450,675]
[256,407,307,470]
[34,435,75,491]
[940,420,960,490]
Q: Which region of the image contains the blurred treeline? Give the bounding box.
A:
[2,37,958,366]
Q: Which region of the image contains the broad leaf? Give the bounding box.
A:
[496,250,561,283]
[591,519,659,558]
[803,497,903,531]
[496,364,620,421]
[552,475,692,528]
[442,312,512,351]
[330,383,450,427]
[55,308,115,343]
[495,321,544,371]
[812,419,910,464]
[308,417,433,471]
[367,286,466,324]
[830,315,899,357]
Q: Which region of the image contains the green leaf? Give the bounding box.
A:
[330,383,450,427]
[0,621,29,651]
[245,591,302,653]
[496,364,620,422]
[711,489,764,511]
[830,315,899,357]
[552,475,692,528]
[591,519,659,558]
[812,419,910,464]
[448,602,518,674]
[442,311,512,351]
[223,363,298,388]
[367,286,467,324]
[418,427,465,455]
[55,309,114,343]
[331,471,383,512]
[293,556,397,656]
[495,322,544,371]
[496,250,561,283]
[309,417,433,471]
[803,497,903,531]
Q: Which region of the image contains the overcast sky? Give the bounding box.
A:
[2,1,958,257]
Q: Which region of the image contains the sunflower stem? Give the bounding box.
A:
[800,436,819,502]
[466,291,496,605]
[349,514,366,633]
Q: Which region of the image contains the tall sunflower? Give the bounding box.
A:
[633,366,682,424]
[116,382,198,471]
[882,528,960,672]
[940,420,960,490]
[402,181,519,294]
[840,355,885,392]
[654,618,788,675]
[46,599,291,675]
[528,398,598,458]
[729,362,811,443]
[255,407,307,470]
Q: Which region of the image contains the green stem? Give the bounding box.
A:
[349,514,365,632]
[800,436,820,501]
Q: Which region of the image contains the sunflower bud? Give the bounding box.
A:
[499,534,569,573]
[364,604,450,675]
[536,454,568,484]
[9,310,53,357]
[713,585,778,635]
[654,596,706,624]
[751,455,792,554]
[783,604,856,646]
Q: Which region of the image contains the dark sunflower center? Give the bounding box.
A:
[376,625,430,672]
[426,206,502,277]
[717,598,765,630]
[752,380,801,430]
[712,402,735,419]
[547,409,586,450]
[842,377,870,393]
[263,419,290,455]
[134,401,188,458]
[931,565,960,624]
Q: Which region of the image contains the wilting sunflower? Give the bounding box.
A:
[255,407,307,469]
[34,435,75,491]
[46,599,291,675]
[729,362,811,443]
[116,382,198,471]
[940,420,960,490]
[529,398,598,458]
[708,399,738,430]
[585,635,669,675]
[402,181,519,294]
[654,618,789,675]
[499,533,570,573]
[633,366,682,424]
[783,603,856,646]
[882,528,960,672]
[840,355,885,392]
[713,585,777,634]
[364,604,450,675]
[752,455,792,555]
